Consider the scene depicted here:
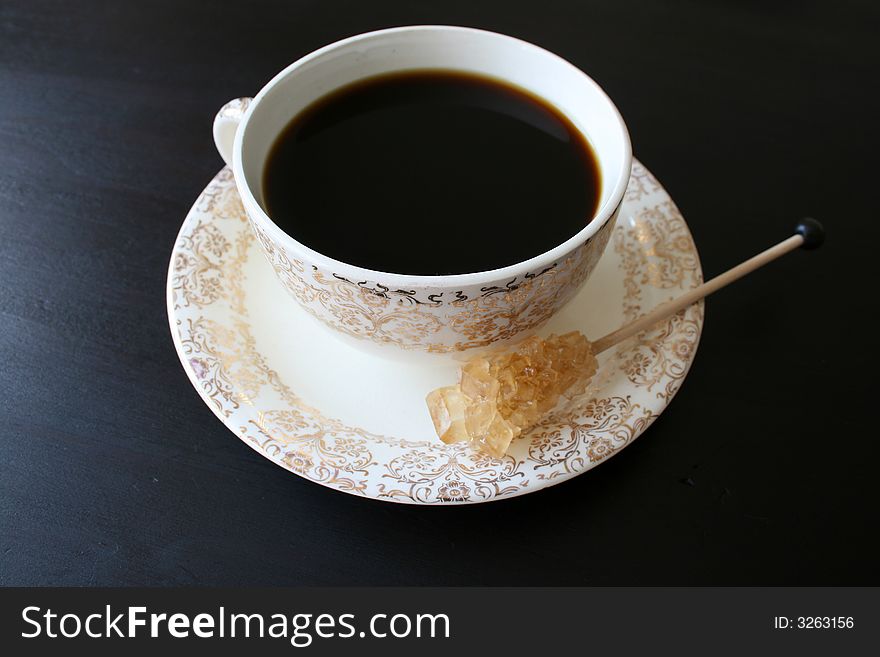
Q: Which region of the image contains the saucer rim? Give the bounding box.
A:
[166,160,704,505]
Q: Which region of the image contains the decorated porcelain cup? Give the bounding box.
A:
[213,25,632,355]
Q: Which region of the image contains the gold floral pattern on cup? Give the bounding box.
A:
[247,211,618,353]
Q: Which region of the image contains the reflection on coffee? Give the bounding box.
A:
[262,70,601,275]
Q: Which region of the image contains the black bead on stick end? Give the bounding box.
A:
[795,217,825,250]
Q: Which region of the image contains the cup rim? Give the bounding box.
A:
[232,25,632,287]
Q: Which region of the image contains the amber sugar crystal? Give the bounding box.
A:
[426,332,598,457]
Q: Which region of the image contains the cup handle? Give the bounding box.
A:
[213,97,252,166]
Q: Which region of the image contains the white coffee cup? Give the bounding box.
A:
[214,25,631,355]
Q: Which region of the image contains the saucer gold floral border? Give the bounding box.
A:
[167,160,704,504]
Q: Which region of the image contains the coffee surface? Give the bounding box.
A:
[262,70,601,275]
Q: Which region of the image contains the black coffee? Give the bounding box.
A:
[262,70,601,275]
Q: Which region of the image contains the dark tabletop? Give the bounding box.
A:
[1,0,877,586]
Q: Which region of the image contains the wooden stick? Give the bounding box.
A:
[592,219,824,355]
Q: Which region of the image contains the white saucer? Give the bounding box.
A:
[167,160,704,504]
